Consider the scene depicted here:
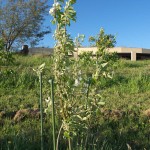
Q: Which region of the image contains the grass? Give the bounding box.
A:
[0,55,150,149]
[101,59,150,110]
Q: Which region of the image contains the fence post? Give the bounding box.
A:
[40,72,44,150]
[49,79,56,150]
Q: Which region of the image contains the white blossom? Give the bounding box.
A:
[49,7,55,16]
[49,2,61,16]
[45,97,51,103]
[74,79,79,86]
[53,2,60,8]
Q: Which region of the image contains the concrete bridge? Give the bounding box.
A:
[75,47,150,61]
[28,46,150,61]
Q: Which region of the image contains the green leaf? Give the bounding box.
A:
[101,62,108,68]
[107,73,112,79]
[70,0,76,5]
[64,131,70,138]
[39,63,45,70]
[98,102,105,106]
[76,115,83,120]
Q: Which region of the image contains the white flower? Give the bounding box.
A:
[53,2,60,8]
[49,2,61,16]
[49,8,54,15]
[74,79,79,86]
[64,1,69,9]
[45,97,51,103]
[49,7,55,16]
[53,2,61,11]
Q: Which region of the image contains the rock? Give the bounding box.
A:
[13,109,29,122]
[143,109,150,117]
[13,108,42,122]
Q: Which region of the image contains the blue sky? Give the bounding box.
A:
[40,0,150,48]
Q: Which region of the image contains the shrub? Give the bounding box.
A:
[0,39,15,65]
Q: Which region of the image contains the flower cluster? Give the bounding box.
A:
[49,2,61,17]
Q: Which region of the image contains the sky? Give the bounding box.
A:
[39,0,150,49]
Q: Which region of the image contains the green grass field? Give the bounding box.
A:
[0,55,150,149]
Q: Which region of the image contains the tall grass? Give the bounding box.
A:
[0,56,150,149]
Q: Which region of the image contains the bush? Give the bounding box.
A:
[0,51,15,65]
[0,39,15,65]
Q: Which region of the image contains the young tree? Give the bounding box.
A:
[89,28,116,49]
[48,1,117,149]
[89,28,118,61]
[0,0,50,51]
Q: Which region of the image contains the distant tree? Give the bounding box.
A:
[89,28,116,48]
[89,28,118,62]
[0,0,50,51]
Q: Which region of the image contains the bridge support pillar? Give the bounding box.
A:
[131,51,136,61]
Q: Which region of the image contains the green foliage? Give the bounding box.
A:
[0,38,5,50]
[89,28,116,48]
[89,28,118,63]
[50,0,76,26]
[0,51,15,65]
[49,1,118,149]
[74,34,85,48]
[0,39,15,65]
